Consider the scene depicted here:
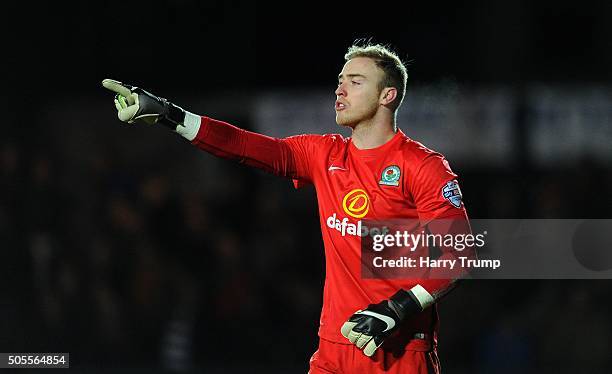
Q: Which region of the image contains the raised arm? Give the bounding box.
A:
[102,79,304,179]
[190,116,298,178]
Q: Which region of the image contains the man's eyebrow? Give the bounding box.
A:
[338,73,367,80]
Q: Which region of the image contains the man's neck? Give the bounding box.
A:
[350,113,397,150]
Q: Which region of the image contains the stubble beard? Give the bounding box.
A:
[336,101,379,128]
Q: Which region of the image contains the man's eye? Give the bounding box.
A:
[352,81,361,85]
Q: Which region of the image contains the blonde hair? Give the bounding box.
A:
[344,42,408,111]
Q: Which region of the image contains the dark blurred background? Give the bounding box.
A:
[1,1,611,373]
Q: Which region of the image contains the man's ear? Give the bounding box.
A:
[380,87,398,106]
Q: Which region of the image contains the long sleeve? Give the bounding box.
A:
[416,215,473,301]
[190,116,299,178]
[405,154,475,305]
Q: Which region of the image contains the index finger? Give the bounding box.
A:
[102,79,132,98]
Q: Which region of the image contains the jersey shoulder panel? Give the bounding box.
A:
[320,133,350,147]
[308,133,350,161]
[397,136,446,177]
[284,132,348,152]
[285,133,348,187]
[397,136,464,219]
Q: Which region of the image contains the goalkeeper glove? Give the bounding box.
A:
[101,79,186,130]
[340,287,433,357]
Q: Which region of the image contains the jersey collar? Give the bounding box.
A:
[348,128,405,158]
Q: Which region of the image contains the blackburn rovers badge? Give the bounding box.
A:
[379,165,401,186]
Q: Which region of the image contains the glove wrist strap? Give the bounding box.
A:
[158,100,186,130]
[389,289,421,320]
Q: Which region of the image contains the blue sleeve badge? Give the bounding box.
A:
[442,180,463,208]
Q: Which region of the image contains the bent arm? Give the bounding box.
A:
[401,154,475,310]
[411,212,474,308]
[389,212,473,313]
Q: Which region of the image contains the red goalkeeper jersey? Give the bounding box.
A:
[191,117,468,351]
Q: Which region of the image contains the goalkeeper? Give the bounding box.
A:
[103,42,473,374]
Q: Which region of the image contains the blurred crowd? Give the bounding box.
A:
[1,134,324,371]
[1,120,611,372]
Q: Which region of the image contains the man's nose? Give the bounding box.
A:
[335,83,345,96]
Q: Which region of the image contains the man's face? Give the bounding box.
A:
[335,57,384,127]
